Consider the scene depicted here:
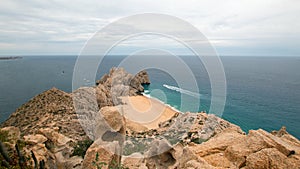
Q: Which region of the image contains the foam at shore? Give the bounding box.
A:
[142,92,182,114]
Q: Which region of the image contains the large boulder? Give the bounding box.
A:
[143,140,215,169]
[24,134,47,145]
[174,147,215,169]
[245,148,299,169]
[186,126,300,169]
[38,128,73,148]
[190,129,245,168]
[95,106,125,143]
[225,129,300,167]
[73,86,126,141]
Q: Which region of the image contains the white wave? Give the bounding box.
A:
[163,84,201,98]
[142,93,151,98]
[142,92,181,113]
[143,89,150,94]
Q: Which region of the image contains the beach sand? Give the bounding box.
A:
[120,95,179,131]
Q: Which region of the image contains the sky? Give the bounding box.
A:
[0,0,300,56]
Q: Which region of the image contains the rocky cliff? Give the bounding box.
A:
[0,67,299,169]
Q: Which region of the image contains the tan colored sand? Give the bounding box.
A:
[120,95,179,130]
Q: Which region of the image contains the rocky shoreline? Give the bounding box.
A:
[1,67,300,169]
[0,56,22,60]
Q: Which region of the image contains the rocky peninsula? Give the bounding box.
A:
[0,67,300,169]
[0,56,22,60]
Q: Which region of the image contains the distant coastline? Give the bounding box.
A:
[0,56,22,60]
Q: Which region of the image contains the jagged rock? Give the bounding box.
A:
[225,129,300,167]
[191,129,245,157]
[170,145,214,169]
[188,126,300,169]
[95,68,150,102]
[99,106,125,132]
[95,84,113,108]
[154,112,243,145]
[95,106,125,142]
[63,156,83,169]
[146,139,173,158]
[82,140,121,169]
[203,153,231,168]
[272,126,300,148]
[135,70,151,85]
[188,112,244,144]
[144,140,215,169]
[130,76,144,92]
[38,128,72,147]
[24,128,83,169]
[24,134,48,145]
[190,129,245,168]
[245,148,299,169]
[24,142,56,168]
[272,126,288,136]
[34,128,78,168]
[122,153,147,169]
[73,88,126,141]
[254,129,299,156]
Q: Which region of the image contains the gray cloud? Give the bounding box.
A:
[0,0,300,56]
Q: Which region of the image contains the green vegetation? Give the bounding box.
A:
[0,141,42,169]
[92,152,107,169]
[123,140,147,156]
[191,138,207,144]
[71,139,94,158]
[0,130,9,143]
[92,152,128,169]
[45,140,55,151]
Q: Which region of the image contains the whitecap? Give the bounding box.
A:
[163,84,201,98]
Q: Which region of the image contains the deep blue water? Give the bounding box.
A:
[0,55,299,138]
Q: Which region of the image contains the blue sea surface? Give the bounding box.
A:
[0,55,299,138]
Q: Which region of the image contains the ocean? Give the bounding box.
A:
[0,55,299,138]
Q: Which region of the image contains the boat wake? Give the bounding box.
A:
[163,84,201,98]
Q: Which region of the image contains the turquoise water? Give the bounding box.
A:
[0,55,299,138]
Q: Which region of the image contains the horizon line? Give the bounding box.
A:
[1,54,300,58]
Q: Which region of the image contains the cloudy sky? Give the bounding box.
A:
[0,0,300,56]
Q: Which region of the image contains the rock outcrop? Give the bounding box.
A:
[82,140,121,169]
[121,126,300,169]
[1,87,87,142]
[93,68,150,108]
[188,126,300,169]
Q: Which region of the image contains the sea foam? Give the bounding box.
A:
[163,84,201,98]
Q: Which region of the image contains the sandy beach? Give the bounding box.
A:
[120,95,179,131]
